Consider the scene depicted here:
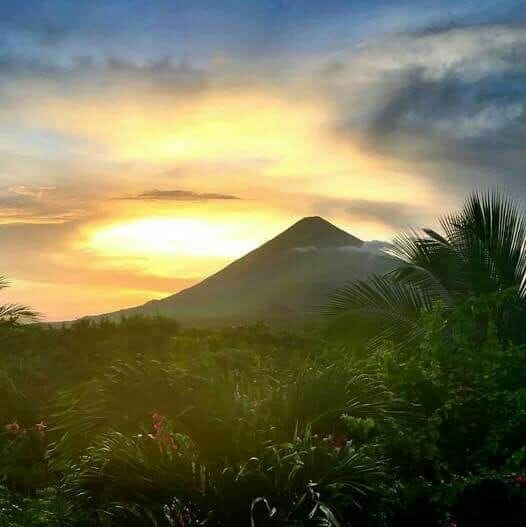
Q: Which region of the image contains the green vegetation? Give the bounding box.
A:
[2,190,526,526]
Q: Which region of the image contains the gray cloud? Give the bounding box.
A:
[321,23,526,196]
[0,186,53,212]
[364,68,526,193]
[293,240,389,254]
[116,189,241,202]
[0,55,209,100]
[367,66,526,142]
[312,197,427,230]
[0,186,86,224]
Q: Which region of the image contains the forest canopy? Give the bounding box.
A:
[1,190,526,526]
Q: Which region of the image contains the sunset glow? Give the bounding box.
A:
[89,218,260,258]
[3,4,526,522]
[2,1,524,320]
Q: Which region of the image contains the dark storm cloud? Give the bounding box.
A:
[117,189,241,202]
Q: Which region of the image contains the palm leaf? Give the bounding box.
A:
[0,303,39,322]
[450,189,526,297]
[326,274,435,348]
[327,188,526,347]
[0,274,39,323]
[0,275,9,290]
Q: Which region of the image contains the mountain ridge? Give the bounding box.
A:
[88,216,390,326]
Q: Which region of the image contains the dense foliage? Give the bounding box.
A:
[328,190,526,347]
[2,190,526,525]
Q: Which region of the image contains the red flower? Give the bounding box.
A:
[161,433,179,450]
[149,412,178,450]
[152,412,164,424]
[151,412,166,436]
[35,421,47,437]
[4,422,21,435]
[329,433,349,449]
[514,474,526,487]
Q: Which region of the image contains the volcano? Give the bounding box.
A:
[95,216,390,326]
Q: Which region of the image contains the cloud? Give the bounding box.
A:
[317,22,526,197]
[116,189,241,202]
[340,240,391,253]
[312,196,427,230]
[291,241,392,272]
[0,186,54,212]
[8,185,56,199]
[0,55,210,103]
[293,240,389,254]
[0,185,86,224]
[367,67,526,141]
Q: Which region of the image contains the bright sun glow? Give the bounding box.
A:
[88,217,260,258]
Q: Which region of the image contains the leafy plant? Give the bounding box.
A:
[328,189,526,347]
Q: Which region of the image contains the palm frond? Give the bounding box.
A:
[327,188,526,348]
[450,189,526,297]
[0,275,9,290]
[0,303,39,323]
[326,274,435,348]
[386,230,460,300]
[0,274,39,323]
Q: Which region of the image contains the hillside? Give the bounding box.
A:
[94,216,391,326]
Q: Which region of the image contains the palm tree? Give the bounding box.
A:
[0,275,38,323]
[328,189,526,345]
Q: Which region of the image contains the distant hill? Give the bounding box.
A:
[90,216,392,326]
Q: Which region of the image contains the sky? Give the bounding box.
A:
[1,0,526,320]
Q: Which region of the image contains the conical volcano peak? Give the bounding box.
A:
[262,216,363,252]
[94,214,388,326]
[295,215,327,223]
[291,216,333,229]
